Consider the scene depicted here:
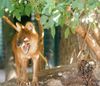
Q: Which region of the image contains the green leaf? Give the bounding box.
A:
[0,9,4,17]
[86,0,98,10]
[58,14,66,26]
[40,15,48,25]
[72,0,78,9]
[71,23,76,34]
[56,2,66,12]
[48,17,54,28]
[0,0,9,8]
[16,15,21,21]
[8,4,15,12]
[71,27,76,34]
[13,9,21,21]
[19,5,24,15]
[87,2,97,9]
[43,17,55,29]
[25,4,32,16]
[52,10,60,18]
[72,0,84,10]
[51,26,55,38]
[65,27,70,39]
[44,22,49,29]
[42,5,50,15]
[66,0,72,4]
[42,0,55,15]
[6,0,12,9]
[70,17,79,34]
[78,1,84,10]
[96,1,100,7]
[52,10,61,23]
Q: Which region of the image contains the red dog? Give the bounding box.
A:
[12,22,39,86]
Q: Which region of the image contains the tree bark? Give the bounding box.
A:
[35,14,45,70]
[76,26,100,60]
[59,26,79,65]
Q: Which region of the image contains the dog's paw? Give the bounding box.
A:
[32,77,39,86]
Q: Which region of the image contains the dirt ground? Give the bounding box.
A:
[0,59,100,86]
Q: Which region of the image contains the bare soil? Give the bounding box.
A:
[0,60,100,86]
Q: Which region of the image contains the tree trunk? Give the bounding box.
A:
[59,26,79,65]
[44,29,55,67]
[76,26,100,60]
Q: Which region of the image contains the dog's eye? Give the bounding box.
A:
[17,39,23,46]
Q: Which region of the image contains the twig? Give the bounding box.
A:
[2,16,18,32]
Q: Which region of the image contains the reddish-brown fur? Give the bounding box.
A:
[12,22,39,86]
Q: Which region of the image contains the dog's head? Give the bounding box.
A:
[15,22,38,54]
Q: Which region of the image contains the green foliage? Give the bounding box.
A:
[86,0,98,9]
[40,15,48,25]
[0,0,99,38]
[0,9,4,17]
[42,0,55,15]
[72,0,84,10]
[51,26,55,39]
[0,0,12,17]
[0,0,11,8]
[10,0,33,20]
[65,27,70,39]
[24,3,32,16]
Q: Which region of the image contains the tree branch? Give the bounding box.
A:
[35,14,44,51]
[2,16,18,32]
[76,26,100,60]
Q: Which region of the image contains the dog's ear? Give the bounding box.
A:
[25,22,37,34]
[25,22,34,30]
[16,22,24,32]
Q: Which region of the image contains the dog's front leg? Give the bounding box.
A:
[18,59,30,86]
[32,54,39,86]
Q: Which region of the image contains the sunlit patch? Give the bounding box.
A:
[89,61,95,65]
[98,24,100,28]
[94,28,99,38]
[57,66,61,68]
[53,10,61,23]
[42,32,44,38]
[81,12,96,24]
[70,57,73,64]
[5,8,9,12]
[71,17,75,22]
[92,40,96,47]
[94,28,99,34]
[18,0,22,3]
